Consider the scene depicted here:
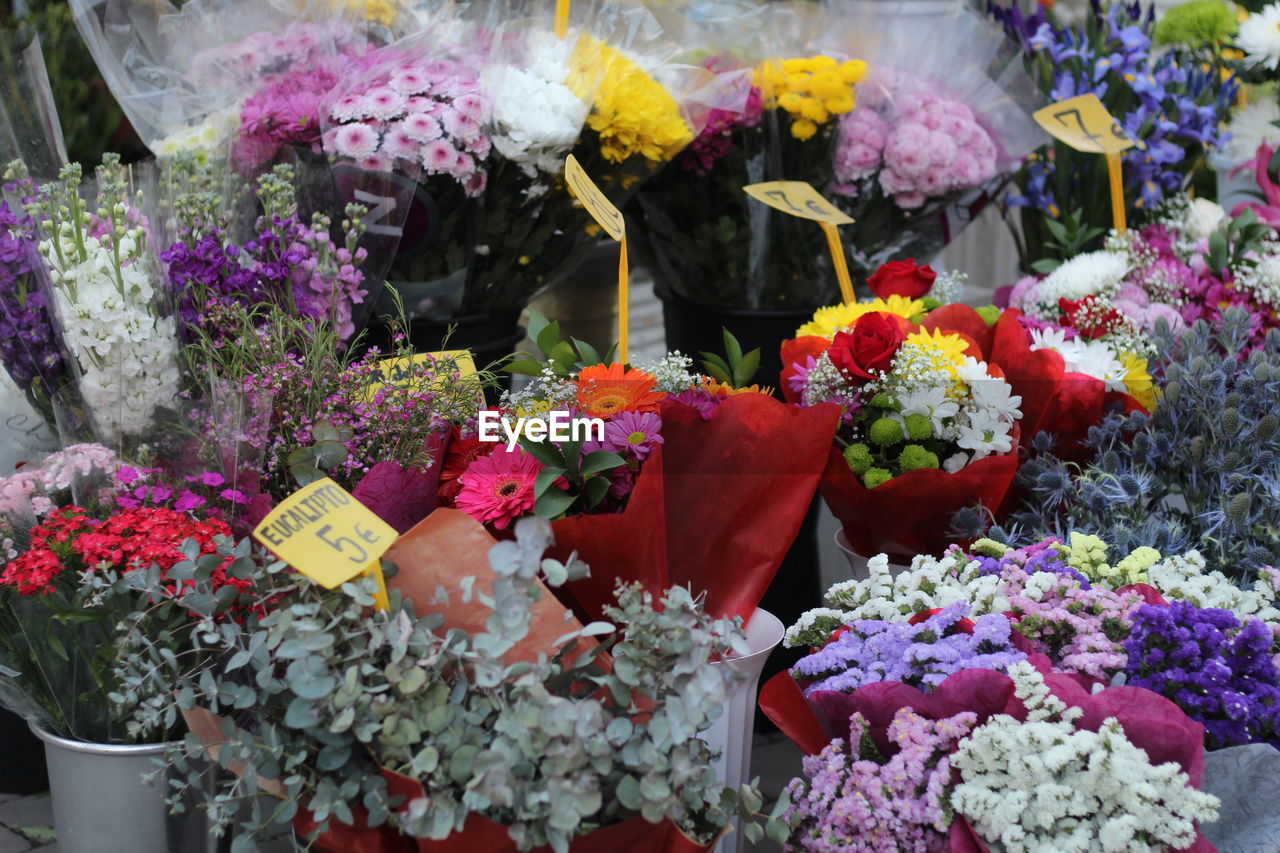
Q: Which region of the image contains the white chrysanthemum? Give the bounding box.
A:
[1240,3,1280,70]
[1225,100,1280,165]
[1185,198,1226,242]
[1034,251,1131,312]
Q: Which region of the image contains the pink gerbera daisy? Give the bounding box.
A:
[454,446,540,529]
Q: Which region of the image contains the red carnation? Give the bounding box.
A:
[867,258,937,300]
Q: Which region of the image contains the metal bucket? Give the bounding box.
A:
[31,725,225,853]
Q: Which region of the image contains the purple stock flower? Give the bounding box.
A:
[0,201,65,398]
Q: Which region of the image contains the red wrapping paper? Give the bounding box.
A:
[818,439,1018,559]
[988,309,1146,460]
[550,393,841,622]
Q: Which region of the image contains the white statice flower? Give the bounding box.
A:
[1147,551,1280,628]
[951,661,1220,853]
[1018,250,1130,319]
[1240,3,1280,70]
[1225,100,1280,166]
[632,352,697,394]
[819,552,1009,622]
[482,33,591,178]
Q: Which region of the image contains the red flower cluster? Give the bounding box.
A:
[1,506,238,597]
[1058,295,1127,340]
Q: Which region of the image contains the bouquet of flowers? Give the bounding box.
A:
[633,0,868,310]
[0,445,253,744]
[990,0,1237,269]
[22,155,182,449]
[825,2,1044,280]
[114,510,777,852]
[779,262,1023,558]
[443,317,840,621]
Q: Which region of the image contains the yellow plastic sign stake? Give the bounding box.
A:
[1033,94,1135,232]
[555,0,570,37]
[253,478,397,611]
[565,154,629,361]
[744,181,856,303]
[364,349,476,402]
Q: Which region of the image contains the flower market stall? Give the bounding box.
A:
[2,0,1280,851]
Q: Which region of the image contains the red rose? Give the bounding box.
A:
[867,258,936,300]
[828,312,906,381]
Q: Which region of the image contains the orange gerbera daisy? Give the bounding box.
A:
[700,378,773,397]
[575,363,666,417]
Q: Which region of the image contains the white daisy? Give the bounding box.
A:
[1239,3,1280,70]
[897,384,959,431]
[1059,338,1127,390]
[956,409,1014,458]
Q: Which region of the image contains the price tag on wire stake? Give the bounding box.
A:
[253,478,396,611]
[744,181,856,303]
[565,154,630,360]
[1033,94,1135,233]
[363,349,476,402]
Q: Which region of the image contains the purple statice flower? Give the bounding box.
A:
[782,707,976,852]
[601,410,663,460]
[0,201,65,399]
[970,538,1092,588]
[792,602,1026,693]
[1124,601,1280,750]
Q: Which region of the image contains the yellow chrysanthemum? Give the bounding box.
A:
[754,54,863,136]
[796,296,926,339]
[568,37,693,164]
[1122,352,1158,411]
[905,329,968,374]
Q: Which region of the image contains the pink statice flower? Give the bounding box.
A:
[455,446,541,529]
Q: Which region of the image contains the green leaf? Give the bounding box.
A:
[699,352,732,384]
[527,311,550,351]
[580,450,625,476]
[534,466,565,497]
[617,775,642,810]
[1030,258,1061,274]
[519,438,565,469]
[734,347,761,387]
[584,474,611,509]
[548,340,576,369]
[535,318,562,357]
[535,488,577,519]
[572,338,603,366]
[722,328,743,365]
[503,358,545,376]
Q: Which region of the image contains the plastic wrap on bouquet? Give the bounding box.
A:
[549,393,841,623]
[821,1,1045,278]
[0,31,68,180]
[632,0,867,310]
[817,436,1018,560]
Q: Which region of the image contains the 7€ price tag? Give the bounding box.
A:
[253,478,396,610]
[565,154,630,360]
[744,181,856,303]
[1033,94,1135,232]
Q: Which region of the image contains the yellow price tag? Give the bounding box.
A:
[744,181,856,303]
[253,478,397,610]
[565,154,629,361]
[555,0,570,37]
[363,349,476,402]
[1033,94,1134,234]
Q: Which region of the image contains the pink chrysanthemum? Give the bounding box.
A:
[422,139,458,172]
[455,446,540,529]
[389,66,432,95]
[361,88,409,121]
[401,113,443,143]
[381,126,421,160]
[332,124,380,161]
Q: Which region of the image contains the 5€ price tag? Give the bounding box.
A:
[744,180,855,302]
[253,478,397,608]
[1033,94,1134,154]
[743,181,854,225]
